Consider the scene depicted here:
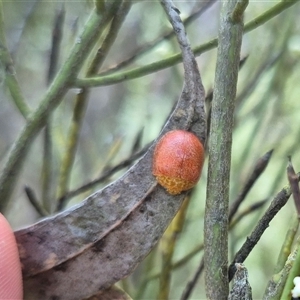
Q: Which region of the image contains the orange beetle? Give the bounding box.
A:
[152,130,205,195]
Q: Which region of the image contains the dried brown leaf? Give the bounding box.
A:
[15,82,205,300]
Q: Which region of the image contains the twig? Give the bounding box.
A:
[263,232,300,300]
[235,52,282,108]
[274,216,300,274]
[263,216,300,299]
[55,1,132,212]
[204,0,247,298]
[228,177,298,281]
[279,232,300,300]
[140,197,265,300]
[134,247,159,299]
[179,197,266,300]
[131,128,144,155]
[57,144,148,207]
[160,0,203,123]
[41,123,53,213]
[42,8,63,210]
[206,56,248,149]
[0,2,120,212]
[47,5,65,85]
[24,185,49,217]
[100,0,216,76]
[158,197,190,299]
[160,0,205,141]
[180,258,204,300]
[95,0,106,13]
[231,0,249,23]
[229,199,268,229]
[74,0,299,89]
[55,90,89,211]
[229,150,273,221]
[243,0,299,33]
[287,156,300,217]
[0,0,30,118]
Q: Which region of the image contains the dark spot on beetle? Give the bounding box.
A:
[92,239,106,253]
[50,295,60,300]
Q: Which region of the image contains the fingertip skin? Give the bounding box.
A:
[0,213,23,299]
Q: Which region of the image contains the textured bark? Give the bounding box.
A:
[204,0,247,299]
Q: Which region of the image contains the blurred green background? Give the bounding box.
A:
[1,1,300,299]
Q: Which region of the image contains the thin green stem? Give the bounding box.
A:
[0,0,30,118]
[244,0,299,33]
[24,185,49,217]
[204,0,247,298]
[74,40,214,88]
[0,3,120,212]
[280,232,300,299]
[275,215,300,274]
[157,197,190,300]
[95,0,106,13]
[262,215,299,299]
[41,122,53,212]
[55,91,88,209]
[263,245,297,300]
[100,0,216,76]
[231,0,249,23]
[74,0,299,88]
[56,1,131,211]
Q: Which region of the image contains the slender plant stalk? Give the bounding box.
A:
[41,7,65,212]
[55,91,88,210]
[280,232,300,299]
[263,244,298,300]
[74,0,299,89]
[41,123,53,213]
[274,216,300,274]
[134,247,159,299]
[142,197,265,293]
[101,0,217,76]
[0,3,120,212]
[47,6,65,85]
[229,150,273,221]
[95,0,106,13]
[158,197,190,299]
[263,215,299,300]
[244,0,299,33]
[228,180,298,282]
[204,0,247,299]
[56,1,132,211]
[0,0,30,118]
[24,185,48,217]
